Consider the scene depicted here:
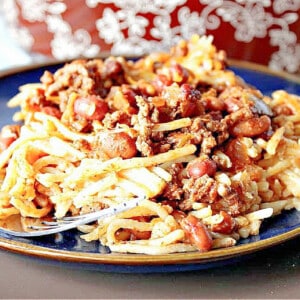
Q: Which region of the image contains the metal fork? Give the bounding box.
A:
[0,197,144,237]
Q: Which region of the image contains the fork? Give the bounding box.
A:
[0,197,144,237]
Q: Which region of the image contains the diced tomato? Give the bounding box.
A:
[0,125,20,151]
[40,106,62,119]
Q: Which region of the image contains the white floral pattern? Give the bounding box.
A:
[1,0,299,72]
[1,0,34,50]
[216,2,273,42]
[2,0,100,60]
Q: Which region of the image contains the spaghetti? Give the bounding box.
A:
[0,35,300,254]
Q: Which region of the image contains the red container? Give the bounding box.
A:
[2,0,300,73]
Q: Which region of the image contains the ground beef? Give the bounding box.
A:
[38,57,268,217]
[162,163,185,201]
[180,175,218,211]
[178,173,253,216]
[159,84,202,120]
[224,107,254,127]
[200,132,217,155]
[42,60,99,96]
[102,111,132,129]
[132,96,161,156]
[210,185,242,216]
[41,58,127,112]
[185,114,229,155]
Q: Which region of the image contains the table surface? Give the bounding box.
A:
[0,235,299,299]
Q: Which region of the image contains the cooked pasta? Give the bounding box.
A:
[0,35,300,254]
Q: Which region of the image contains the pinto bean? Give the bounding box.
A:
[112,86,138,114]
[104,59,123,77]
[211,211,236,234]
[152,74,173,93]
[180,214,213,252]
[171,209,187,221]
[225,138,251,171]
[179,84,202,117]
[115,228,132,241]
[74,95,109,121]
[121,85,137,106]
[224,97,243,113]
[187,157,217,179]
[98,131,137,159]
[230,115,271,137]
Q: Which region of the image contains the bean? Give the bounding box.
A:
[224,97,243,113]
[225,138,251,170]
[211,211,236,234]
[112,85,138,114]
[104,59,123,77]
[230,115,271,137]
[98,132,137,159]
[204,97,225,111]
[180,214,213,251]
[171,209,186,221]
[187,158,217,179]
[153,74,172,93]
[74,95,109,121]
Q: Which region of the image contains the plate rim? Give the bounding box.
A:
[1,58,300,84]
[0,225,299,266]
[0,59,300,267]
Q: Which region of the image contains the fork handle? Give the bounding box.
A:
[72,196,145,225]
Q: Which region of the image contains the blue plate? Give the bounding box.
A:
[0,61,300,273]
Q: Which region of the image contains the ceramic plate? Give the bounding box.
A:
[0,61,300,273]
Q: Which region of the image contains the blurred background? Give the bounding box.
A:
[0,0,299,73]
